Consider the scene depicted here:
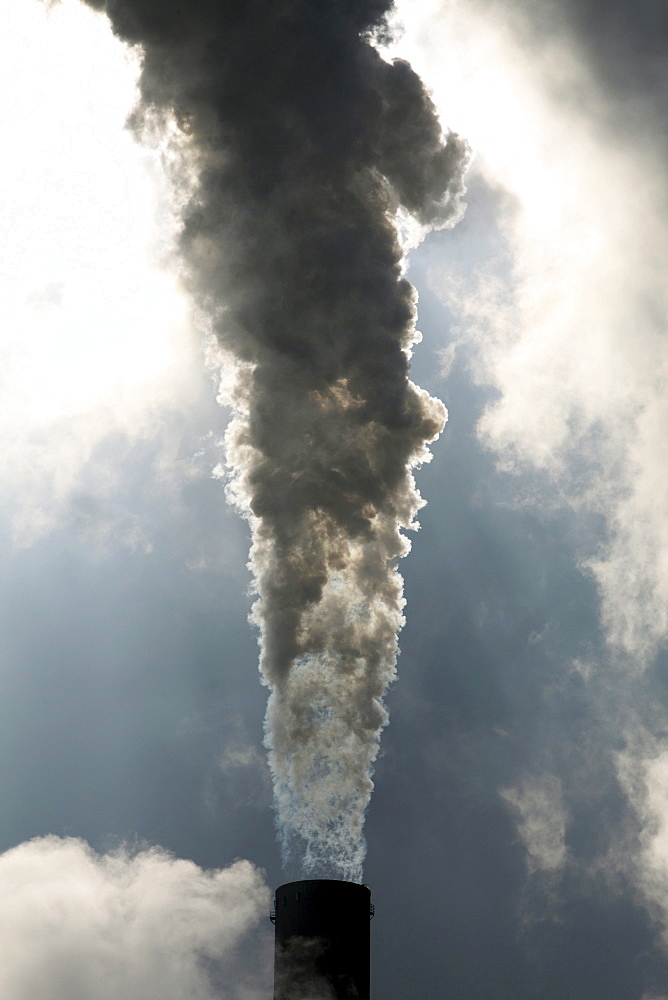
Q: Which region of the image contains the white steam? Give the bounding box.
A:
[501,773,568,874]
[0,836,270,1000]
[392,0,668,667]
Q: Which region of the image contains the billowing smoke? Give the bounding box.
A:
[82,0,470,880]
[0,836,269,1000]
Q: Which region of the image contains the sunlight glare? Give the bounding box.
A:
[0,0,196,433]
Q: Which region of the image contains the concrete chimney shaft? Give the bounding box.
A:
[272,879,373,1000]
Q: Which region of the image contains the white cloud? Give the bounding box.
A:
[0,836,271,1000]
[391,0,668,665]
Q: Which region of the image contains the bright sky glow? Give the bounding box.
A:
[0,0,203,541]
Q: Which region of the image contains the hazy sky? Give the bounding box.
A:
[1,0,667,998]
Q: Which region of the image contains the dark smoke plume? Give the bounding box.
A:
[82,0,470,880]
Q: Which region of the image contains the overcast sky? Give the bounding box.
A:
[1,0,667,998]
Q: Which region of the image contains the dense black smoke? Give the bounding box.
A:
[82,0,469,878]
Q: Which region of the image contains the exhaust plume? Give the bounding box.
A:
[83,0,470,880]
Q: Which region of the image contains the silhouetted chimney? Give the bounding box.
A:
[271,879,373,999]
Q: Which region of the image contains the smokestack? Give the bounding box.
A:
[272,879,373,1000]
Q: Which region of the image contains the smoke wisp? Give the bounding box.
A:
[82,0,470,879]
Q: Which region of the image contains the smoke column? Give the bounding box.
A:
[82,0,470,881]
